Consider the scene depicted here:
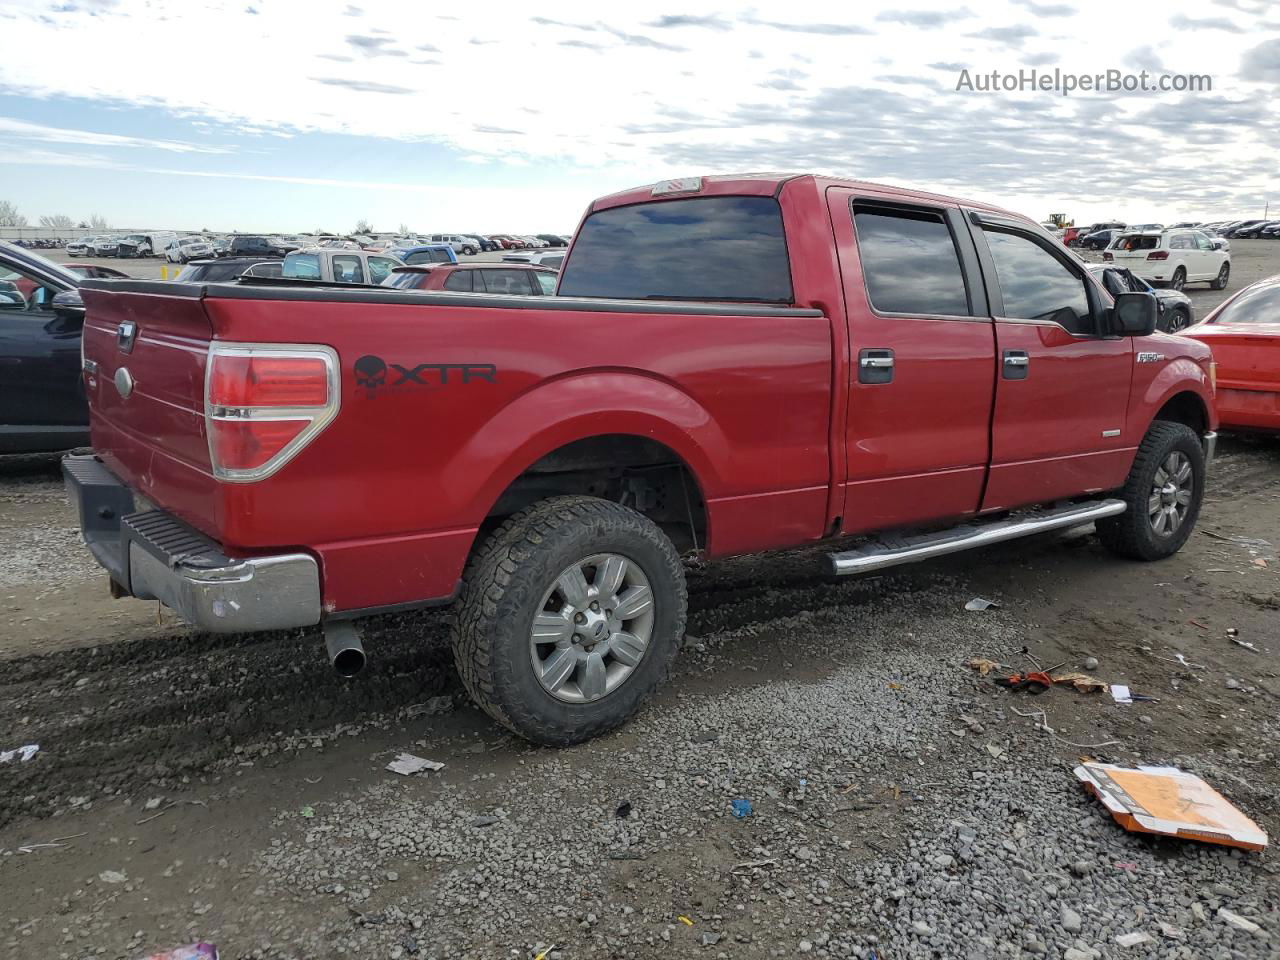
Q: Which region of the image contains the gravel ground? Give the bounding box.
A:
[0,244,1277,959]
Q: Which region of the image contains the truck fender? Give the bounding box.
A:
[448,370,730,527]
[1135,356,1216,435]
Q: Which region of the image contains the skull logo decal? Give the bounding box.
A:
[354,354,387,389]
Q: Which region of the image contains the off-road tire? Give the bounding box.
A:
[451,496,687,746]
[1097,421,1204,561]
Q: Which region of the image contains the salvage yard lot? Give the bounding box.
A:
[1,245,1278,959]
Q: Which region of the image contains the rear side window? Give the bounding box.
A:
[533,272,557,295]
[557,196,793,302]
[852,208,969,316]
[984,231,1091,334]
[443,270,474,292]
[367,257,397,284]
[1114,235,1158,251]
[333,256,364,283]
[478,268,535,295]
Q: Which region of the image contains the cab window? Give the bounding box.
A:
[983,230,1091,334]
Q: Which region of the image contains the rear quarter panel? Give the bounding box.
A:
[204,294,834,610]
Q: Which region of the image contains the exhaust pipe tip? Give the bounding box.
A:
[324,621,366,678]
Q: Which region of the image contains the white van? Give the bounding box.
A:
[117,231,177,258]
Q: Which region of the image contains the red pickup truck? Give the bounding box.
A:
[65,174,1217,745]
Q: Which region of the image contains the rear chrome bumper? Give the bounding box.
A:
[1202,431,1217,467]
[62,454,321,633]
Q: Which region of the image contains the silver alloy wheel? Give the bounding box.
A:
[1171,268,1185,291]
[1148,451,1193,536]
[529,553,655,703]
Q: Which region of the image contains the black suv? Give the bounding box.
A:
[228,236,291,258]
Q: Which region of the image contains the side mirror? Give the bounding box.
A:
[1210,239,1226,250]
[52,289,86,320]
[1113,291,1157,337]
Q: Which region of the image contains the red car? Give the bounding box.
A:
[1184,275,1280,433]
[385,261,557,295]
[68,173,1215,745]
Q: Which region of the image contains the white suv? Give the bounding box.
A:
[428,234,480,256]
[1104,230,1230,291]
[166,236,215,263]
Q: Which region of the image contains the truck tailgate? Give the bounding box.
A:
[79,281,218,534]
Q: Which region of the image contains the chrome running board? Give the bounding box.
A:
[828,499,1127,576]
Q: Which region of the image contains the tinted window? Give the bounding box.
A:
[557,196,793,302]
[387,270,428,290]
[1114,235,1158,251]
[333,256,364,283]
[533,272,557,295]
[1193,233,1213,251]
[478,268,534,295]
[985,231,1091,334]
[852,208,969,316]
[1214,282,1280,325]
[283,253,321,280]
[405,249,450,265]
[542,254,564,269]
[443,270,474,292]
[367,257,396,284]
[244,262,282,278]
[1168,234,1194,250]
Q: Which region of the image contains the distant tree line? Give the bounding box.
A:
[0,200,110,230]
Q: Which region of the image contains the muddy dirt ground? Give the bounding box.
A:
[1,247,1278,960]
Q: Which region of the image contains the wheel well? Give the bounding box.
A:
[485,435,708,554]
[1154,391,1208,435]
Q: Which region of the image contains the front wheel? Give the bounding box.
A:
[1164,306,1190,333]
[1210,261,1230,290]
[1097,421,1204,561]
[452,496,687,745]
[462,245,477,256]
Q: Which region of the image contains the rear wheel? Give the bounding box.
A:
[462,245,477,256]
[1097,421,1204,561]
[452,496,687,745]
[1169,267,1186,291]
[1210,261,1230,291]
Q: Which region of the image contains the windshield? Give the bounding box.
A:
[1214,282,1280,325]
[283,252,322,279]
[557,195,794,302]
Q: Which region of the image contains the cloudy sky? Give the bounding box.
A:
[1,0,1277,233]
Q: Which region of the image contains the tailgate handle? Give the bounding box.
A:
[116,321,138,354]
[858,348,895,384]
[1003,350,1029,380]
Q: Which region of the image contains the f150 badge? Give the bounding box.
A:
[1136,352,1164,364]
[354,354,497,395]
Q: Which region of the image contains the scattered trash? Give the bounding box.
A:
[731,797,753,819]
[1187,619,1209,631]
[615,801,632,820]
[985,743,1005,759]
[0,744,39,764]
[1158,921,1186,941]
[1253,558,1269,568]
[965,658,1002,676]
[386,753,445,776]
[98,870,127,884]
[1053,671,1109,694]
[137,946,218,960]
[470,815,500,828]
[1115,932,1153,948]
[144,797,164,811]
[1114,861,1138,872]
[731,858,777,873]
[1075,762,1268,852]
[531,946,555,960]
[1082,656,1099,671]
[701,932,721,946]
[677,915,694,927]
[1111,685,1132,704]
[1217,908,1263,934]
[1226,627,1239,636]
[299,805,315,819]
[1229,637,1260,653]
[964,597,1000,611]
[995,671,1054,694]
[403,696,454,719]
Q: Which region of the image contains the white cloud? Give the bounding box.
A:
[0,116,232,153]
[0,0,1276,226]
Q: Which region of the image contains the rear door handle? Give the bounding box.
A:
[1002,350,1029,380]
[858,348,894,384]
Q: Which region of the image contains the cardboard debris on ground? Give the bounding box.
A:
[386,753,445,776]
[138,946,218,960]
[1051,671,1109,694]
[964,598,1000,611]
[966,658,1002,676]
[1074,762,1268,852]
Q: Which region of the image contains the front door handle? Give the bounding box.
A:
[1002,350,1029,380]
[858,348,895,384]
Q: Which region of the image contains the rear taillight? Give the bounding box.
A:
[205,343,339,482]
[1147,251,1169,260]
[1102,252,1113,261]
